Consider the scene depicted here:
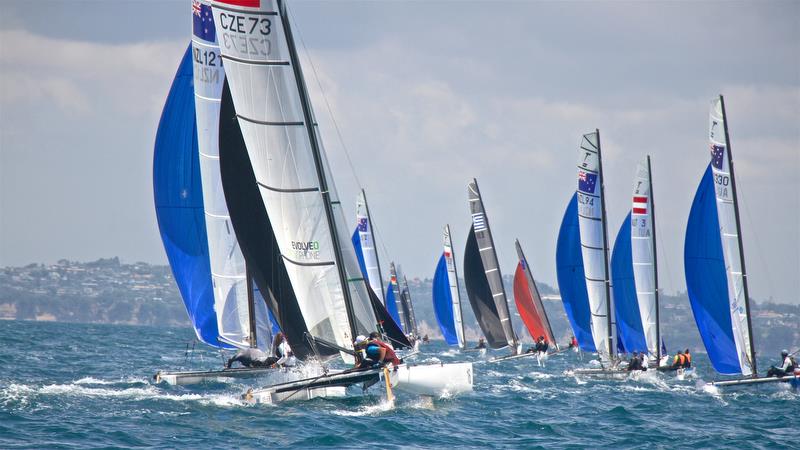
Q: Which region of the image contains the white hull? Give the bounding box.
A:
[707,374,799,388]
[390,362,473,396]
[154,367,281,386]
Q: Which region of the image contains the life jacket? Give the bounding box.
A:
[684,353,691,366]
[372,339,401,365]
[674,354,685,366]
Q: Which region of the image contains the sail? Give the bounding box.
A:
[367,285,412,349]
[556,192,597,352]
[212,0,377,354]
[467,179,517,349]
[576,131,614,360]
[153,45,225,348]
[513,240,557,346]
[556,194,595,352]
[397,266,418,337]
[385,277,402,332]
[352,191,385,302]
[464,226,508,348]
[685,166,741,375]
[630,158,659,356]
[611,213,647,353]
[708,97,754,376]
[218,80,335,360]
[432,225,465,348]
[191,0,259,349]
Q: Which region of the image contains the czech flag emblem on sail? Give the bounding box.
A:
[192,0,216,42]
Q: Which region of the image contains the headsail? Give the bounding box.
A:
[154,45,224,348]
[685,97,755,376]
[432,225,466,348]
[212,0,378,357]
[192,0,266,349]
[610,213,647,353]
[464,179,517,350]
[351,190,386,303]
[513,240,557,347]
[577,131,615,360]
[555,193,595,352]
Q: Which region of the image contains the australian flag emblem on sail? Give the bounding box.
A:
[193,0,216,42]
[357,217,368,232]
[472,213,487,231]
[710,144,725,170]
[578,171,598,194]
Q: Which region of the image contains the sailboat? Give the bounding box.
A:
[385,262,404,332]
[464,178,520,356]
[687,96,797,389]
[210,0,472,402]
[432,225,466,349]
[610,156,669,369]
[153,2,281,385]
[397,265,420,341]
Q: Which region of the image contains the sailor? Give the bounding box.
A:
[537,336,549,353]
[422,334,430,344]
[475,337,487,349]
[368,332,402,366]
[766,350,796,377]
[356,333,402,368]
[670,350,686,370]
[640,353,649,370]
[274,333,296,368]
[568,336,578,349]
[627,352,642,371]
[225,347,274,369]
[354,335,373,368]
[683,349,692,369]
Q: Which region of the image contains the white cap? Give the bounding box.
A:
[355,335,367,344]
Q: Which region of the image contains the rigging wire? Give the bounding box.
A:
[736,179,776,302]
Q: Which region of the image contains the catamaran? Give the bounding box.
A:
[610,156,671,371]
[153,3,286,385]
[687,96,798,389]
[210,0,472,403]
[464,178,521,357]
[432,225,466,349]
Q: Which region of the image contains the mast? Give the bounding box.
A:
[362,189,386,300]
[647,155,661,363]
[596,129,614,359]
[246,266,257,348]
[278,0,358,343]
[719,95,757,377]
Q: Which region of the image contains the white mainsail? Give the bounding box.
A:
[211,0,377,354]
[192,0,258,349]
[576,131,614,361]
[709,97,753,376]
[443,225,465,348]
[355,191,385,302]
[630,158,658,357]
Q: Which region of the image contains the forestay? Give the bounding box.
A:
[153,45,223,348]
[576,131,614,361]
[432,225,465,348]
[211,0,377,355]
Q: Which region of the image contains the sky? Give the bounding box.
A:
[0,1,798,304]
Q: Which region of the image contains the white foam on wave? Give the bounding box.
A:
[528,372,554,380]
[331,399,394,417]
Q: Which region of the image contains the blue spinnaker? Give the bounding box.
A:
[555,193,595,352]
[432,254,458,345]
[685,165,739,374]
[153,45,226,348]
[385,282,402,332]
[611,212,648,353]
[352,228,369,280]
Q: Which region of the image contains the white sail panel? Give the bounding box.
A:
[576,131,613,361]
[709,98,753,376]
[211,0,368,352]
[630,158,657,357]
[192,0,253,349]
[443,225,465,348]
[355,192,384,302]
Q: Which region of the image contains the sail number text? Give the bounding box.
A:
[218,13,273,57]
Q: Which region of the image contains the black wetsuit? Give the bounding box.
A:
[627,356,642,371]
[226,348,277,369]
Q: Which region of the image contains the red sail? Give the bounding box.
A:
[513,262,550,344]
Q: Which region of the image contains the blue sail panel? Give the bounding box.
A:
[432,254,458,345]
[556,193,595,352]
[611,212,648,353]
[385,282,403,332]
[352,228,369,280]
[153,45,227,348]
[685,165,740,375]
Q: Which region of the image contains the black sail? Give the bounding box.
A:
[463,225,507,348]
[217,80,335,360]
[368,286,412,349]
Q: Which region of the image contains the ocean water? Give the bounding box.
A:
[0,320,797,449]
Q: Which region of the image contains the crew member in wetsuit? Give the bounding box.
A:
[568,336,578,349]
[766,350,796,377]
[683,349,692,369]
[627,352,642,371]
[475,337,487,349]
[226,347,275,369]
[422,334,430,344]
[670,351,686,370]
[356,332,402,368]
[273,333,296,368]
